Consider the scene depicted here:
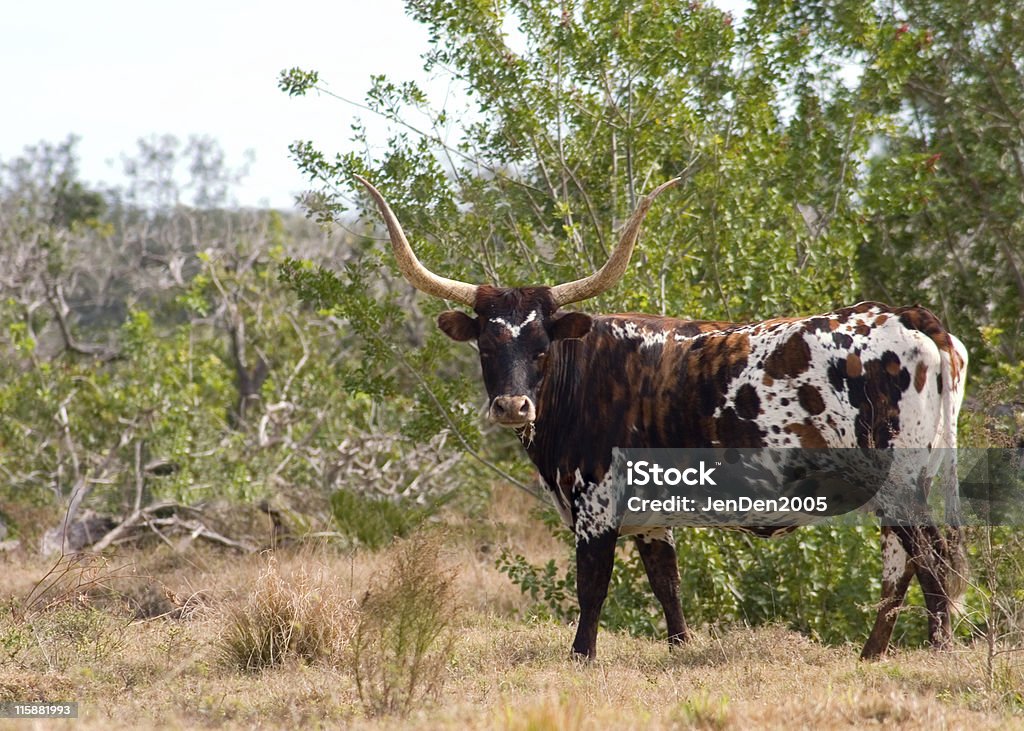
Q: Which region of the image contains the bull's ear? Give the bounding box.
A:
[438,311,479,341]
[549,311,592,340]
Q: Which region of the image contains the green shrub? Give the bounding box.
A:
[0,605,128,674]
[329,490,427,550]
[498,509,932,647]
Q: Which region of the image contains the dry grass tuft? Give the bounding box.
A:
[218,555,351,671]
[351,529,458,717]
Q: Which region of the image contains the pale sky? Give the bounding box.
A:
[1,0,435,209]
[2,1,746,211]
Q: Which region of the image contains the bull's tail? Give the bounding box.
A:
[939,333,969,612]
[944,525,968,615]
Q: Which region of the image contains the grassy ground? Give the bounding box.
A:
[1,487,1021,730]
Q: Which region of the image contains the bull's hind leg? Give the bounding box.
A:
[635,529,689,647]
[903,525,961,650]
[861,526,915,659]
[571,528,617,660]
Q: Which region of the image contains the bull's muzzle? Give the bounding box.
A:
[488,395,536,426]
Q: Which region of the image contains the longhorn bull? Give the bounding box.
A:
[355,175,967,660]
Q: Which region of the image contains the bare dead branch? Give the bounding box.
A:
[45,281,120,361]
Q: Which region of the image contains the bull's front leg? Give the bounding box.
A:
[571,527,617,660]
[569,473,623,660]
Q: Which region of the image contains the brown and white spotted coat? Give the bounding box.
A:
[355,175,968,662]
[441,288,967,659]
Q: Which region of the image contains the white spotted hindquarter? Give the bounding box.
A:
[720,305,965,451]
[714,304,967,522]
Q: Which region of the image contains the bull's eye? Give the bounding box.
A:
[533,351,547,362]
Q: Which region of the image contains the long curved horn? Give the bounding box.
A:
[549,177,680,307]
[354,175,477,307]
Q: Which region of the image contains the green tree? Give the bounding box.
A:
[855,0,1024,383]
[281,0,900,482]
[281,0,947,644]
[286,1,872,321]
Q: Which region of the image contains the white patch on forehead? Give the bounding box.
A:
[490,310,538,339]
[611,321,668,349]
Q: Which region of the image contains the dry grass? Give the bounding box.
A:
[218,555,352,671]
[351,530,457,716]
[0,486,1021,729]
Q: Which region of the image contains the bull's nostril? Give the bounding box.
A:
[518,401,530,415]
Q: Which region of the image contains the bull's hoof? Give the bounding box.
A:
[668,631,689,648]
[570,648,596,664]
[859,642,888,661]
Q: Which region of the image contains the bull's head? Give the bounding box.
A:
[355,175,677,429]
